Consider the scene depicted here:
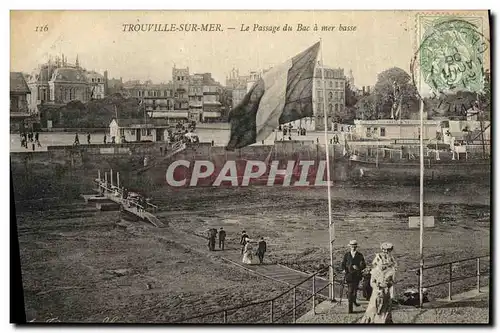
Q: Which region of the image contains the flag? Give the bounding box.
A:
[226,42,320,150]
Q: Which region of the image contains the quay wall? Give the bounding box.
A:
[10,141,490,204]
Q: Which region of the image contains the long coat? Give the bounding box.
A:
[341,251,366,283]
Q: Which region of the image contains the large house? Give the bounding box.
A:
[10,72,31,131]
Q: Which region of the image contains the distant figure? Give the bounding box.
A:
[104,134,107,144]
[208,228,217,251]
[218,227,226,251]
[256,237,267,264]
[87,132,91,144]
[35,132,41,147]
[240,230,249,254]
[288,136,292,140]
[211,140,214,146]
[111,136,116,144]
[341,240,366,314]
[316,138,319,144]
[74,133,80,145]
[32,142,35,151]
[160,146,164,156]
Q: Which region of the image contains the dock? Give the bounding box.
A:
[83,169,165,228]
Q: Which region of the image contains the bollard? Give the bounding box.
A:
[223,310,227,324]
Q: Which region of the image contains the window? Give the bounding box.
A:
[329,91,333,100]
[329,81,333,88]
[147,129,152,136]
[380,127,386,137]
[366,127,371,137]
[328,104,333,112]
[335,81,339,88]
[119,129,125,136]
[373,127,378,136]
[335,104,339,112]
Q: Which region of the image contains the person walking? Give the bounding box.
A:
[341,240,366,314]
[87,132,91,145]
[35,132,41,147]
[240,231,249,255]
[360,242,397,323]
[74,133,80,145]
[218,227,226,251]
[256,237,267,264]
[103,134,107,144]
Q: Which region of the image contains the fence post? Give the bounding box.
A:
[312,275,316,315]
[448,263,453,301]
[270,300,273,323]
[223,310,227,324]
[477,257,481,293]
[293,287,297,323]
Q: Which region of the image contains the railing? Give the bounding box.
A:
[94,180,158,213]
[173,266,340,324]
[411,254,490,305]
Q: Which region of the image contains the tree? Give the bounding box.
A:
[373,67,419,119]
[354,94,377,120]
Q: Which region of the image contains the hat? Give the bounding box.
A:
[348,240,358,246]
[381,242,394,250]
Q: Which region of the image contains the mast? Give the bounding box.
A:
[419,98,425,308]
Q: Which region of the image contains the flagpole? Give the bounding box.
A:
[419,98,424,308]
[320,38,335,301]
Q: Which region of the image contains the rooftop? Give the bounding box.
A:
[10,72,30,93]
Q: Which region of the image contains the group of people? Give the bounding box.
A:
[205,229,268,265]
[341,239,397,323]
[20,131,41,150]
[207,227,226,251]
[240,231,267,265]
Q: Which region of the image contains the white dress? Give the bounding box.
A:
[242,243,258,265]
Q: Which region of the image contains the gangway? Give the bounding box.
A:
[91,169,165,227]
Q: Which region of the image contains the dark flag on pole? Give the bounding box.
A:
[226,42,320,150]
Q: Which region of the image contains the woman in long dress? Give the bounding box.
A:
[361,242,397,324]
[242,240,258,265]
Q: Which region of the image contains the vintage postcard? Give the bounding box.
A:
[10,10,491,324]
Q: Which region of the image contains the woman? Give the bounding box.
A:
[361,242,397,324]
[242,240,258,265]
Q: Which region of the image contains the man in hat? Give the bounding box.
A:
[341,240,366,313]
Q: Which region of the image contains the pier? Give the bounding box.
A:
[84,169,165,228]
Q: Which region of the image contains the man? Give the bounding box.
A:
[256,237,267,264]
[341,240,366,314]
[240,231,249,254]
[87,132,91,145]
[218,227,226,251]
[104,134,107,144]
[74,133,80,145]
[207,228,217,251]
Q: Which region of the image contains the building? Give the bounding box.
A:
[10,72,31,131]
[232,84,247,109]
[27,54,105,112]
[246,71,262,92]
[353,119,441,140]
[189,74,204,122]
[313,63,347,130]
[86,71,106,99]
[109,118,172,143]
[225,68,250,90]
[201,73,223,122]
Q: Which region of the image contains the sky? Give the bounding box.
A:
[10,10,489,89]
